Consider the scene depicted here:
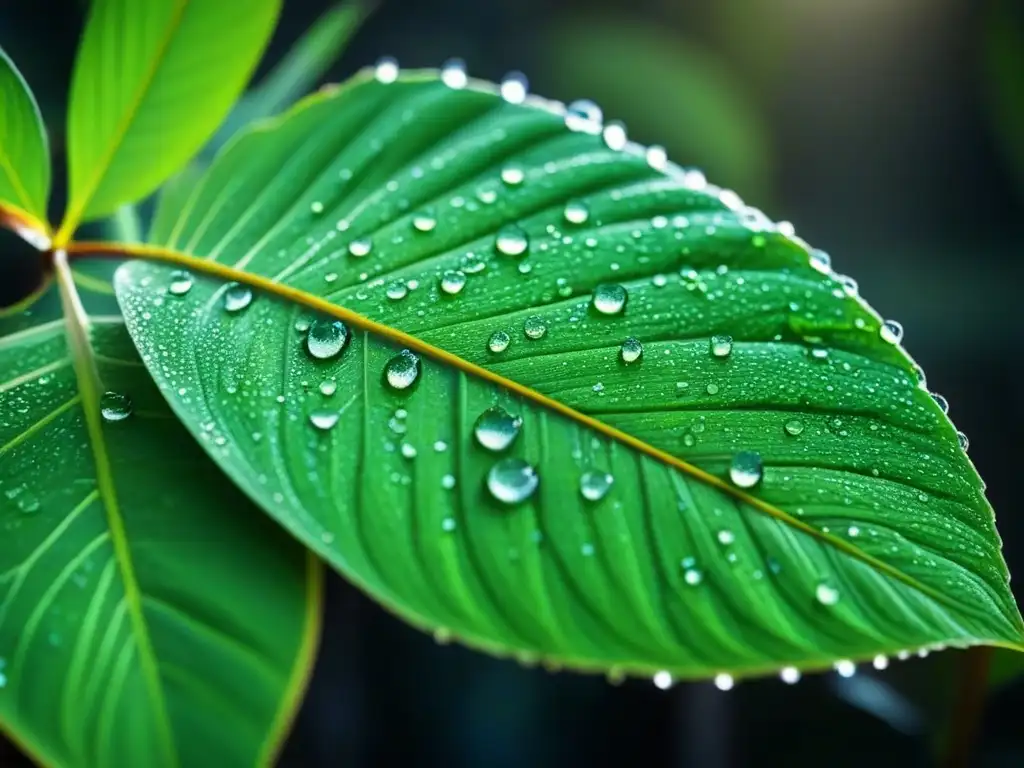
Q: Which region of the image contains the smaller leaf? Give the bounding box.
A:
[0,45,50,232]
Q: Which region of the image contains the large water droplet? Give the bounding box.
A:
[931,393,949,414]
[495,225,529,256]
[523,316,547,339]
[579,471,613,501]
[729,451,763,488]
[653,671,673,690]
[100,391,132,422]
[375,56,399,83]
[566,99,603,133]
[487,458,539,505]
[385,349,420,390]
[815,582,840,606]
[306,319,349,359]
[620,336,643,363]
[488,330,510,353]
[563,199,589,225]
[880,319,904,344]
[319,380,337,396]
[592,283,627,315]
[348,238,372,257]
[710,334,733,358]
[957,430,969,452]
[474,406,523,451]
[223,283,252,313]
[714,674,734,691]
[440,270,467,295]
[386,280,409,301]
[784,419,804,436]
[309,409,339,431]
[168,271,193,296]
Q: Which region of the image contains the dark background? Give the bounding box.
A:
[2,0,1024,765]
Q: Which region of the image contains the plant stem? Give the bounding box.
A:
[941,646,992,768]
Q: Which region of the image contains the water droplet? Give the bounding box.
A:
[500,71,528,103]
[780,667,801,684]
[565,99,603,132]
[579,471,613,501]
[729,451,763,488]
[306,319,349,359]
[386,280,408,301]
[375,56,399,83]
[880,319,904,344]
[834,660,856,678]
[653,671,673,690]
[717,530,735,545]
[710,334,733,358]
[412,213,437,232]
[401,442,417,459]
[440,270,467,295]
[17,493,40,515]
[441,474,456,490]
[310,201,324,215]
[488,330,510,353]
[847,526,860,537]
[815,582,840,605]
[957,430,969,452]
[501,165,525,185]
[592,283,627,315]
[563,199,589,225]
[384,350,420,390]
[223,283,252,313]
[100,392,132,422]
[784,419,804,436]
[495,225,529,256]
[441,57,468,89]
[309,409,339,431]
[646,145,668,170]
[486,458,539,505]
[683,567,703,585]
[714,673,734,691]
[872,654,889,670]
[168,271,193,296]
[348,238,372,257]
[319,380,337,396]
[602,121,628,150]
[932,393,949,414]
[441,516,457,532]
[523,316,547,339]
[473,406,523,451]
[705,383,720,395]
[620,336,643,363]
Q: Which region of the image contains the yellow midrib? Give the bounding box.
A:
[66,238,1024,643]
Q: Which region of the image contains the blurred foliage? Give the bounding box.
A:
[540,17,772,202]
[982,0,1024,199]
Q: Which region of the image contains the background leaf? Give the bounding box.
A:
[60,0,281,239]
[0,46,50,232]
[112,72,1022,681]
[0,276,319,765]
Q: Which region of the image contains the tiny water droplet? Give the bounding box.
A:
[100,392,132,422]
[441,57,468,88]
[620,336,643,363]
[401,442,417,459]
[714,674,734,691]
[487,458,539,505]
[815,582,840,605]
[710,334,733,358]
[705,383,720,395]
[384,350,420,390]
[168,271,192,296]
[592,284,627,315]
[306,319,349,359]
[717,530,735,545]
[784,419,804,436]
[488,330,510,353]
[375,56,399,83]
[872,655,889,670]
[579,471,613,501]
[309,409,339,431]
[563,199,589,225]
[501,165,525,185]
[646,145,668,170]
[683,567,703,585]
[473,406,522,451]
[310,201,324,215]
[780,667,801,684]
[834,660,856,678]
[319,380,337,396]
[602,121,628,150]
[500,71,528,103]
[523,316,547,339]
[223,283,252,313]
[440,270,467,295]
[880,319,904,344]
[729,451,763,488]
[348,238,372,257]
[441,516,457,532]
[386,280,408,301]
[495,225,529,256]
[653,671,673,690]
[412,213,437,232]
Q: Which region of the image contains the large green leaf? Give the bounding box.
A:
[110,70,1024,681]
[60,0,281,240]
[0,46,50,233]
[0,262,319,766]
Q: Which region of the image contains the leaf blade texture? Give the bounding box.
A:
[0,46,50,232]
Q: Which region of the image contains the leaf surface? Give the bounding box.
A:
[60,0,281,239]
[0,267,319,766]
[112,71,1024,680]
[0,46,50,233]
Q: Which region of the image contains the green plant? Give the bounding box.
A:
[1,1,1021,766]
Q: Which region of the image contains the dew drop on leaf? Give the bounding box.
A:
[440,57,467,89]
[565,99,603,132]
[440,270,467,295]
[932,393,949,414]
[729,451,763,488]
[488,330,510,353]
[167,270,193,296]
[384,350,420,390]
[563,199,589,225]
[620,336,643,363]
[683,567,703,586]
[592,283,627,315]
[495,225,529,256]
[441,516,457,532]
[319,380,337,397]
[602,121,628,150]
[473,406,523,451]
[100,391,132,422]
[784,419,804,436]
[412,213,437,232]
[780,667,801,684]
[815,582,840,606]
[717,530,735,546]
[880,319,904,344]
[309,409,339,431]
[710,334,733,358]
[386,280,408,301]
[486,457,539,505]
[957,430,969,452]
[872,655,889,670]
[223,282,252,313]
[523,316,547,339]
[374,56,399,83]
[306,319,348,359]
[714,674,734,691]
[653,671,673,690]
[348,238,372,257]
[579,471,613,501]
[501,165,525,186]
[834,660,856,677]
[500,71,528,103]
[441,474,456,490]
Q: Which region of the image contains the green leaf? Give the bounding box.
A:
[111,70,1023,680]
[0,267,320,765]
[60,0,282,241]
[0,45,50,233]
